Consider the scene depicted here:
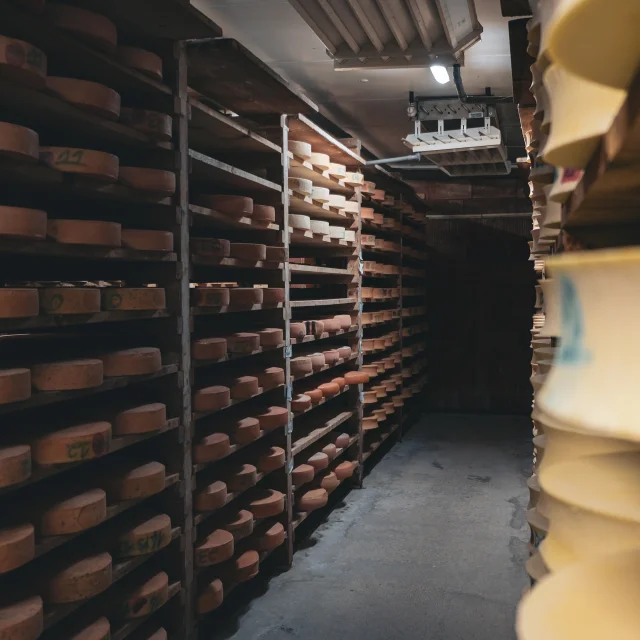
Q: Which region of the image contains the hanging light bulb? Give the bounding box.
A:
[430,64,450,84]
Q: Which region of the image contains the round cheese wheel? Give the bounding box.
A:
[310,220,330,236]
[120,108,172,141]
[329,226,345,240]
[253,205,275,222]
[249,489,285,519]
[70,617,110,640]
[46,77,120,120]
[254,522,285,551]
[319,471,339,491]
[332,377,346,391]
[0,206,46,239]
[343,201,359,214]
[291,357,312,376]
[194,433,231,464]
[117,46,162,81]
[289,213,311,231]
[39,287,100,315]
[288,177,312,196]
[290,323,307,339]
[197,195,253,218]
[227,550,259,583]
[122,229,174,252]
[0,36,47,88]
[0,122,38,162]
[322,317,339,332]
[0,597,43,640]
[0,289,38,318]
[192,337,227,361]
[227,332,260,354]
[230,375,259,400]
[119,168,176,198]
[40,148,119,182]
[233,417,261,445]
[309,153,330,170]
[334,433,351,449]
[288,140,311,158]
[100,347,161,377]
[229,243,266,262]
[335,461,355,480]
[362,364,378,379]
[292,464,315,485]
[47,219,121,246]
[257,446,285,472]
[307,452,329,471]
[262,288,285,306]
[362,339,375,353]
[191,237,230,258]
[344,230,355,242]
[225,510,253,540]
[191,287,230,308]
[0,523,34,574]
[309,353,325,371]
[311,186,330,202]
[257,328,283,347]
[363,390,377,404]
[323,350,339,365]
[362,416,378,431]
[328,194,346,209]
[337,345,352,359]
[334,315,352,330]
[292,394,312,413]
[108,462,165,500]
[102,287,166,312]
[46,5,117,52]
[32,359,103,391]
[34,421,111,465]
[227,464,257,493]
[114,403,166,436]
[116,514,171,557]
[193,385,230,412]
[344,172,364,186]
[256,406,288,431]
[229,288,263,308]
[195,529,234,567]
[121,572,168,619]
[383,402,395,414]
[344,371,369,385]
[318,382,339,398]
[197,579,223,614]
[306,388,323,404]
[328,163,346,178]
[297,488,328,511]
[266,246,285,262]
[305,320,325,336]
[195,480,228,512]
[46,552,112,603]
[322,444,337,460]
[373,385,387,398]
[39,488,105,535]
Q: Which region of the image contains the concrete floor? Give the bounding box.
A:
[214,414,531,640]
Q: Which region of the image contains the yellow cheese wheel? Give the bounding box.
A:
[115,514,171,557]
[288,177,312,196]
[195,480,227,512]
[47,219,121,246]
[328,163,346,178]
[102,287,166,311]
[119,108,172,141]
[46,4,117,52]
[329,226,345,240]
[262,288,285,306]
[254,521,286,551]
[289,213,311,230]
[230,375,259,400]
[257,446,285,472]
[344,172,364,186]
[296,488,328,512]
[70,617,110,640]
[310,220,330,235]
[45,552,112,603]
[0,206,46,239]
[0,523,34,574]
[0,289,38,318]
[257,367,285,391]
[119,168,175,197]
[107,462,165,501]
[100,347,161,377]
[253,205,276,222]
[225,509,254,541]
[193,385,230,413]
[229,243,266,262]
[39,488,106,535]
[0,35,47,88]
[195,530,234,567]
[266,246,285,262]
[32,359,103,391]
[257,328,283,347]
[34,422,111,465]
[256,406,288,431]
[197,579,223,614]
[197,195,253,218]
[191,287,230,308]
[229,288,263,308]
[309,153,330,170]
[227,332,260,354]
[114,403,166,436]
[121,229,174,252]
[311,186,330,202]
[40,148,119,182]
[117,46,163,81]
[0,596,43,640]
[288,140,312,158]
[46,77,121,120]
[232,417,261,445]
[0,122,39,162]
[121,572,168,619]
[194,433,231,463]
[248,490,285,519]
[39,287,100,315]
[192,337,227,361]
[226,463,257,493]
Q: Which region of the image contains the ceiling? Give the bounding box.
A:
[193,0,516,160]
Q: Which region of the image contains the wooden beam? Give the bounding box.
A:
[405,0,433,50]
[346,0,385,52]
[318,0,362,54]
[375,0,409,51]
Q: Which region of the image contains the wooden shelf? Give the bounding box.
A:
[189,204,279,232]
[292,385,351,419]
[192,383,285,421]
[290,298,357,308]
[291,411,353,456]
[289,191,354,224]
[289,263,354,278]
[291,354,358,382]
[288,228,355,251]
[288,154,354,195]
[193,343,285,368]
[291,326,358,345]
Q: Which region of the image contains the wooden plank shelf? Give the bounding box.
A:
[192,383,285,421]
[289,192,353,224]
[189,205,280,232]
[288,154,354,196]
[291,327,357,345]
[362,423,400,464]
[289,263,354,278]
[292,385,351,419]
[191,302,284,316]
[291,410,353,457]
[290,298,357,308]
[292,434,358,491]
[291,354,358,382]
[191,255,284,271]
[288,228,355,251]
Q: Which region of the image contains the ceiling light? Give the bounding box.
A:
[360,78,369,83]
[430,65,450,84]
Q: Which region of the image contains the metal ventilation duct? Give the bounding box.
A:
[287,0,483,69]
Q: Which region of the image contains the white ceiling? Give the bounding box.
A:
[193,0,514,158]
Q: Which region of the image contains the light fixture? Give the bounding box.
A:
[430,65,449,84]
[360,78,369,83]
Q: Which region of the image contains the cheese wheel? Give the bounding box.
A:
[193,386,230,413]
[39,488,105,535]
[122,229,174,252]
[225,510,253,540]
[297,488,328,512]
[288,177,312,196]
[100,347,161,377]
[47,219,121,246]
[363,390,377,404]
[323,350,339,365]
[34,422,111,465]
[328,194,346,209]
[195,480,227,512]
[226,464,257,493]
[343,201,359,214]
[40,147,119,182]
[119,168,175,198]
[45,552,112,603]
[329,226,345,240]
[197,195,253,218]
[362,364,378,379]
[289,213,311,231]
[332,377,346,390]
[292,394,312,413]
[39,287,100,315]
[194,433,231,463]
[227,332,260,355]
[114,403,166,436]
[319,471,339,491]
[229,288,263,308]
[337,345,352,359]
[306,388,323,404]
[226,550,259,583]
[46,5,117,52]
[362,181,376,194]
[328,163,346,178]
[322,444,337,460]
[309,153,330,170]
[344,371,369,385]
[257,446,285,472]
[233,417,260,445]
[335,461,355,480]
[121,572,168,619]
[0,596,42,640]
[307,452,329,471]
[0,206,46,239]
[107,462,165,500]
[361,207,375,220]
[147,629,168,640]
[257,328,283,347]
[229,243,266,262]
[254,522,285,551]
[291,357,312,376]
[248,490,284,519]
[335,314,352,330]
[0,289,38,318]
[192,337,227,361]
[292,464,315,485]
[309,353,325,371]
[0,122,38,162]
[319,382,339,398]
[102,287,166,312]
[334,433,351,449]
[46,77,121,120]
[70,617,110,640]
[311,186,330,202]
[363,415,378,430]
[191,237,230,258]
[197,579,223,614]
[266,246,285,262]
[305,320,325,336]
[262,288,285,306]
[0,523,34,574]
[191,287,230,308]
[116,514,171,557]
[310,220,330,236]
[258,367,285,390]
[256,406,288,431]
[0,36,46,88]
[32,359,103,391]
[117,46,163,81]
[230,375,259,400]
[344,230,355,242]
[344,172,364,186]
[120,108,172,141]
[290,322,307,339]
[253,205,275,222]
[288,140,312,158]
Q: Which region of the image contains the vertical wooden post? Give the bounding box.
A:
[354,184,365,487]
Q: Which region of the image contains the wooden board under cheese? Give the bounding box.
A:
[195,530,234,567]
[40,148,119,182]
[117,46,163,80]
[121,229,174,252]
[46,219,121,247]
[102,287,166,311]
[115,514,171,557]
[0,596,43,640]
[120,572,168,619]
[44,552,112,603]
[106,462,165,501]
[0,206,46,239]
[114,403,166,435]
[0,523,34,574]
[46,77,121,120]
[100,347,161,377]
[46,4,117,52]
[0,35,47,88]
[31,359,103,391]
[33,421,111,465]
[39,488,106,535]
[120,108,172,141]
[39,287,100,315]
